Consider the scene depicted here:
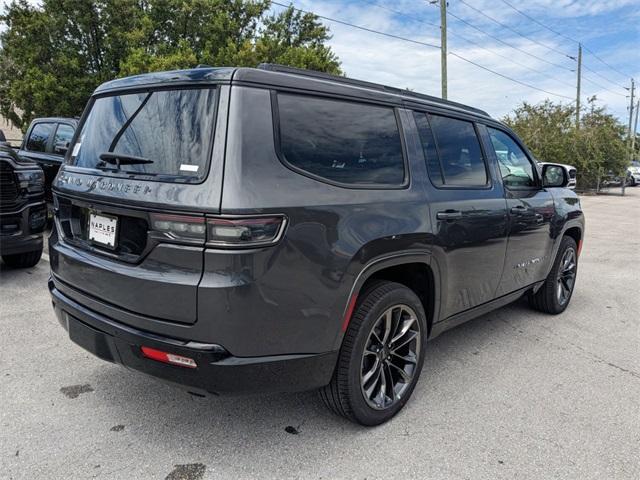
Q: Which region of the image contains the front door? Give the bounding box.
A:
[19,121,63,201]
[413,112,509,320]
[485,127,555,296]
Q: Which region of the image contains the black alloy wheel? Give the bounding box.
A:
[360,304,421,410]
[320,281,427,426]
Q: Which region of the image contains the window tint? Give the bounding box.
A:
[73,88,217,180]
[277,94,405,186]
[429,115,487,187]
[413,112,443,185]
[26,123,54,152]
[53,124,75,155]
[488,128,536,188]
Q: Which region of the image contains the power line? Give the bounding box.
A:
[581,63,629,92]
[368,1,577,90]
[270,1,575,101]
[450,0,626,97]
[497,0,633,79]
[497,0,577,44]
[369,1,440,29]
[583,46,633,80]
[452,1,628,94]
[457,0,573,59]
[444,8,574,72]
[581,73,628,97]
[271,1,439,49]
[448,51,574,100]
[453,36,576,90]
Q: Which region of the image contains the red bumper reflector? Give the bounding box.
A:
[577,239,583,257]
[141,346,197,369]
[341,294,359,332]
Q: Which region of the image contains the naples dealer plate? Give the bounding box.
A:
[88,212,118,249]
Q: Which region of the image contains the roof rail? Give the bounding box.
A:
[256,63,489,117]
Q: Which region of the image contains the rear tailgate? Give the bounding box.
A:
[50,84,229,325]
[51,195,205,324]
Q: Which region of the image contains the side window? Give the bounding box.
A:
[277,94,405,186]
[428,114,488,187]
[53,124,75,155]
[26,123,54,153]
[487,128,536,188]
[413,112,443,186]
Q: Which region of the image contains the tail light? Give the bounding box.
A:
[150,213,286,248]
[150,214,206,243]
[206,216,286,247]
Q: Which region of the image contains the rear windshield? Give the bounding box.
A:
[71,88,217,181]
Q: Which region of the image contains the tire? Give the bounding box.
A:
[2,248,43,269]
[320,281,427,426]
[528,236,578,314]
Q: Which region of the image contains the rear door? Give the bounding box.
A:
[413,111,508,320]
[484,126,555,296]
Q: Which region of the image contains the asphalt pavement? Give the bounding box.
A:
[1,189,639,479]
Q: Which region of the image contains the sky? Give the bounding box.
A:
[2,0,638,128]
[272,0,639,127]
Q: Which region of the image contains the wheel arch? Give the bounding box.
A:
[541,221,584,283]
[563,225,582,252]
[333,253,440,350]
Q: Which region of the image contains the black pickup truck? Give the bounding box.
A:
[0,144,47,267]
[18,117,77,202]
[49,65,585,425]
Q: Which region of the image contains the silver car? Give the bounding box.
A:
[627,161,640,186]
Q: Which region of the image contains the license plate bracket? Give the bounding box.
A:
[88,211,118,249]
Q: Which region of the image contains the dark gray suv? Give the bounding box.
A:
[49,65,584,425]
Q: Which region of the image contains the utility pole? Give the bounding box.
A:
[627,79,635,148]
[623,79,635,195]
[440,0,447,100]
[575,43,582,128]
[632,100,639,161]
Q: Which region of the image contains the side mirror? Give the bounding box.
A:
[542,164,568,188]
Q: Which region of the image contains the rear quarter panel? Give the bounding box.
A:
[206,86,433,356]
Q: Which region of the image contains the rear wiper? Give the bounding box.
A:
[99,152,154,168]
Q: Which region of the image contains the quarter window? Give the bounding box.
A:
[277,94,405,186]
[487,128,536,188]
[428,114,488,187]
[26,123,54,153]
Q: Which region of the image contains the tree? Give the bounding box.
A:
[576,99,628,186]
[0,0,341,130]
[504,98,627,190]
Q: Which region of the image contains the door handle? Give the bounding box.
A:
[436,210,463,220]
[510,206,527,214]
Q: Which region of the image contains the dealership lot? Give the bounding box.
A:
[1,190,638,480]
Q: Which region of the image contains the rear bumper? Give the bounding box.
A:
[49,278,338,395]
[0,201,46,255]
